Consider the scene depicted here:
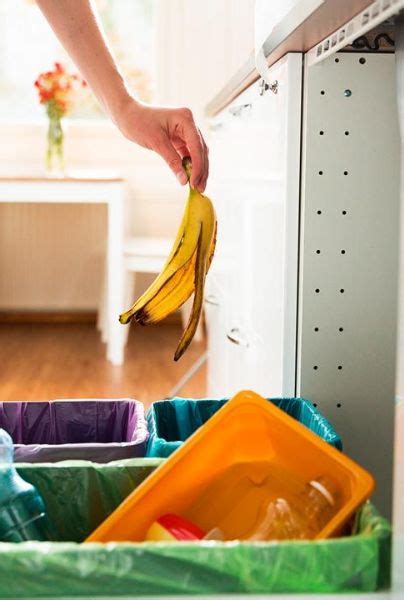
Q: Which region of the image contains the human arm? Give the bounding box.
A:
[36,0,209,191]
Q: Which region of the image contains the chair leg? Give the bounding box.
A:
[181,297,204,342]
[97,265,108,344]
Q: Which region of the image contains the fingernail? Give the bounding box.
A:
[176,171,187,185]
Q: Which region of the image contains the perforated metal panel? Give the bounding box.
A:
[297,52,400,517]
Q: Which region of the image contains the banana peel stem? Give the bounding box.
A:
[182,156,192,183]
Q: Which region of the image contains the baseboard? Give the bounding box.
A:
[0,310,183,325]
[0,310,97,324]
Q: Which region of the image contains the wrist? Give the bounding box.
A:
[111,93,142,129]
[99,72,137,125]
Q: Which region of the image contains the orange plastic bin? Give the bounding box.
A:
[86,391,374,543]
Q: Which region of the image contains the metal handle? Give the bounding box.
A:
[229,103,252,117]
[259,79,279,96]
[205,294,220,306]
[226,327,249,347]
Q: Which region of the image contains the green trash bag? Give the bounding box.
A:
[0,460,391,596]
[146,397,343,457]
[0,502,391,597]
[17,458,162,542]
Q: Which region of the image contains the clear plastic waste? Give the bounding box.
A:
[0,428,47,542]
[187,462,340,542]
[248,475,340,541]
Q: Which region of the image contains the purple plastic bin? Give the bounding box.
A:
[0,399,148,463]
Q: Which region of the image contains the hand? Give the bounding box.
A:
[115,98,209,192]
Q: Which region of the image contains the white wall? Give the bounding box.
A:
[156,0,255,114]
[0,1,255,310]
[398,154,404,402]
[396,19,404,403]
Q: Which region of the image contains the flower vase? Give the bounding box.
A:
[46,114,65,175]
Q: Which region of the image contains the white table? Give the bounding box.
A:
[0,171,126,365]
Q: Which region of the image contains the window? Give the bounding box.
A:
[0,0,155,120]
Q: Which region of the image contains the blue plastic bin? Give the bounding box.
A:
[146,397,343,457]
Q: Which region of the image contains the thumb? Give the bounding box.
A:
[155,138,188,185]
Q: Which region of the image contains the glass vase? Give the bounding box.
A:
[46,115,65,175]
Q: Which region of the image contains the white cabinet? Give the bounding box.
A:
[206,53,302,398]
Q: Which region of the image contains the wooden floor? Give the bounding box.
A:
[0,322,206,408]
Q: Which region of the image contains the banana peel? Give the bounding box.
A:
[119,157,217,361]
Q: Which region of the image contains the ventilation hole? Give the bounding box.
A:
[320,90,325,95]
[313,403,318,407]
[342,210,347,215]
[359,57,366,65]
[341,249,346,254]
[315,288,320,293]
[314,327,319,332]
[316,250,321,254]
[339,327,344,332]
[313,365,318,370]
[343,170,348,175]
[318,170,323,175]
[317,210,322,215]
[340,288,345,293]
[336,403,342,408]
[344,89,352,97]
[319,130,324,135]
[335,57,340,63]
[344,131,349,136]
[338,365,343,370]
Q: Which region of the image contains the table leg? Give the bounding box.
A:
[106,190,125,365]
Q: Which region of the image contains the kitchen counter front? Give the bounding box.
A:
[206,0,390,116]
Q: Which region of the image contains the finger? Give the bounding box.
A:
[198,129,209,192]
[197,129,207,192]
[155,136,187,185]
[181,118,205,190]
[171,137,189,160]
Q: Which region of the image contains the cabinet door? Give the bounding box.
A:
[205,269,229,397]
[207,53,302,397]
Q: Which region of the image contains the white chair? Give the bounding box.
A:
[97,236,203,357]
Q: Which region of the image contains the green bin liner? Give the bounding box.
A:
[0,502,391,596]
[0,460,390,596]
[16,458,162,542]
[146,397,343,457]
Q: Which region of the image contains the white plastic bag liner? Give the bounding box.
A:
[254,0,301,83]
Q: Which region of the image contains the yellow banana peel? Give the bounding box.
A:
[119,157,217,361]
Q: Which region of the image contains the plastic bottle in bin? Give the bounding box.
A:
[249,475,339,541]
[0,428,47,542]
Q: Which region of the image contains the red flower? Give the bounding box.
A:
[34,62,87,116]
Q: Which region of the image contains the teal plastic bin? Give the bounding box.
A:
[146,397,343,457]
